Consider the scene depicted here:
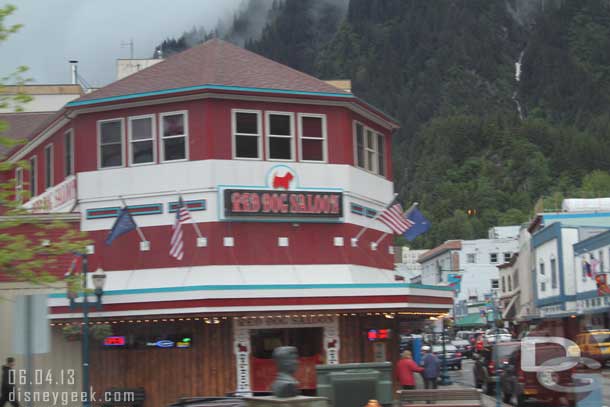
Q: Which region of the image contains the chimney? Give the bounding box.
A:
[69,60,78,85]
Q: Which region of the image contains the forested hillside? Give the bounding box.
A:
[156,0,610,248]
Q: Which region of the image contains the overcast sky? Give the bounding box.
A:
[0,0,242,87]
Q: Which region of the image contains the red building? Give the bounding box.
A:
[4,40,452,404]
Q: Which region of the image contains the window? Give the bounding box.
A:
[14,167,23,202]
[129,115,156,165]
[29,156,37,197]
[467,253,476,263]
[353,122,386,176]
[504,252,511,263]
[299,114,326,162]
[44,144,53,189]
[490,253,498,263]
[354,123,365,168]
[541,281,546,292]
[550,258,557,289]
[508,275,512,292]
[539,262,545,275]
[491,279,499,289]
[233,110,261,159]
[64,130,74,177]
[98,119,124,168]
[266,112,294,161]
[161,111,188,162]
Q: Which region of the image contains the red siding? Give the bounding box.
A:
[85,222,394,272]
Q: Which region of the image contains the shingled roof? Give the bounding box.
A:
[74,39,349,104]
[0,112,56,156]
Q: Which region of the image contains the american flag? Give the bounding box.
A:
[378,202,414,234]
[170,198,192,260]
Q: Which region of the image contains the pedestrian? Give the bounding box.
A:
[1,357,18,407]
[421,346,440,389]
[395,350,424,390]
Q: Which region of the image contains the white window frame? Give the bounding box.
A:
[97,118,125,170]
[14,167,23,202]
[44,143,53,190]
[159,110,189,163]
[232,109,262,160]
[64,129,74,178]
[353,120,386,176]
[265,111,295,162]
[128,114,157,166]
[298,113,327,163]
[29,156,38,197]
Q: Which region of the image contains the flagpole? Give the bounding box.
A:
[373,202,419,247]
[353,193,398,244]
[176,190,203,239]
[118,195,147,242]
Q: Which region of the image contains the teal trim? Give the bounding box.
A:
[49,282,453,298]
[168,199,207,213]
[66,84,355,108]
[86,204,163,219]
[543,212,610,220]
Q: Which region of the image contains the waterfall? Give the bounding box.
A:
[512,49,526,120]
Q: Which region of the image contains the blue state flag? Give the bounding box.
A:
[402,207,431,241]
[105,207,137,246]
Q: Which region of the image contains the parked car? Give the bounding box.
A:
[473,341,520,395]
[484,328,512,344]
[576,329,610,365]
[499,342,600,406]
[432,344,462,370]
[451,338,474,358]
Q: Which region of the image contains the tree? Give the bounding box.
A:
[0,4,89,285]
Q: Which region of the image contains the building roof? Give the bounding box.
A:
[0,84,83,96]
[529,211,610,233]
[0,112,56,156]
[74,39,350,104]
[417,240,462,263]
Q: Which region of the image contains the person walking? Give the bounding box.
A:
[395,350,424,390]
[1,357,19,407]
[421,346,440,389]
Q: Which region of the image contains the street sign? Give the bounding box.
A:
[12,294,50,355]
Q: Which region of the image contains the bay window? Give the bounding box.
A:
[160,111,188,162]
[266,112,294,161]
[298,113,326,162]
[353,121,386,176]
[129,115,155,165]
[98,119,124,169]
[233,110,261,159]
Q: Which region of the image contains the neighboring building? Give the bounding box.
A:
[0,84,83,113]
[419,231,519,302]
[488,225,520,239]
[116,58,164,80]
[394,246,427,282]
[2,39,452,404]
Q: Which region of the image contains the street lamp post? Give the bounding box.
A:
[68,254,106,407]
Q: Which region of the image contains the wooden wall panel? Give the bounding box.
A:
[89,320,235,407]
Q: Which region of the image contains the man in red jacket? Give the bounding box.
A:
[395,350,424,389]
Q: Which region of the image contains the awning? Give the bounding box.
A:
[455,313,487,327]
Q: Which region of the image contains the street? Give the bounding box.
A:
[432,359,610,407]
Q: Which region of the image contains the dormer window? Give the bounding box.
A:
[98,118,124,169]
[160,111,188,162]
[233,110,261,160]
[298,113,326,162]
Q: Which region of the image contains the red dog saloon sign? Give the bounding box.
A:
[224,189,342,219]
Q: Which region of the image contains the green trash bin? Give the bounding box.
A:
[316,362,393,407]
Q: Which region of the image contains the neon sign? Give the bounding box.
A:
[104,336,126,346]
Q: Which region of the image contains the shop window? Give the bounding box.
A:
[44,144,53,190]
[299,114,326,162]
[490,253,498,263]
[161,111,187,162]
[98,119,124,168]
[29,156,37,197]
[14,167,23,202]
[266,112,294,161]
[129,115,155,165]
[64,130,74,177]
[233,110,261,159]
[550,258,557,289]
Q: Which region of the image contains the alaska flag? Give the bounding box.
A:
[105,207,137,245]
[402,207,431,241]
